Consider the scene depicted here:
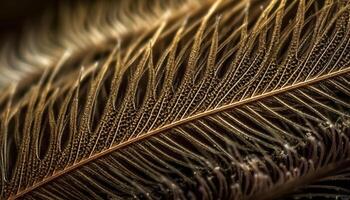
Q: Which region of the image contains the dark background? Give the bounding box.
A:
[0,0,58,38]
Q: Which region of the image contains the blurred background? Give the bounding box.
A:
[0,0,58,38]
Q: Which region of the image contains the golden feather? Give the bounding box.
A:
[0,0,350,199]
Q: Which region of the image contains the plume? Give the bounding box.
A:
[0,0,350,199]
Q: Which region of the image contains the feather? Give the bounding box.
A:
[0,0,350,199]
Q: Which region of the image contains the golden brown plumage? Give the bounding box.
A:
[0,0,350,199]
